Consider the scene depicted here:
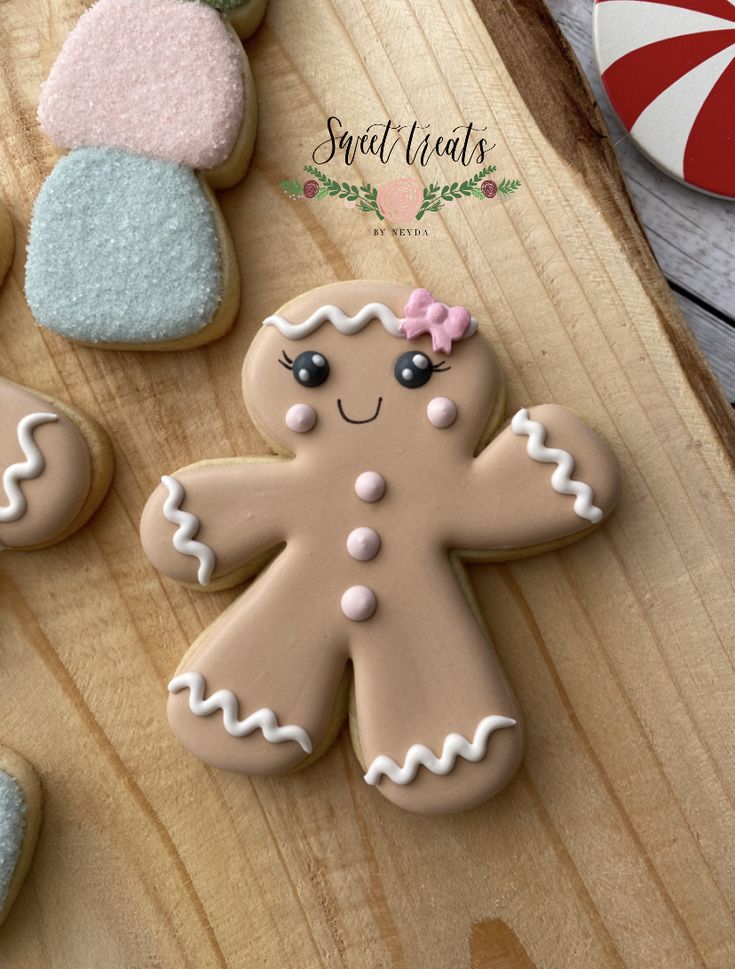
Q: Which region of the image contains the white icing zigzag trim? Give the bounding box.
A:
[0,412,59,524]
[510,408,604,524]
[169,671,313,753]
[161,475,215,586]
[263,303,479,340]
[364,715,516,786]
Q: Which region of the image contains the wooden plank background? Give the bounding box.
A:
[548,0,735,402]
[1,0,734,966]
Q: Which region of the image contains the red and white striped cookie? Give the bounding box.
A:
[594,0,735,197]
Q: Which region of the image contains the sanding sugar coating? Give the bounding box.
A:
[38,0,245,170]
[0,772,25,908]
[25,148,223,345]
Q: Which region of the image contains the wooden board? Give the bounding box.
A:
[1,0,735,966]
[547,0,735,403]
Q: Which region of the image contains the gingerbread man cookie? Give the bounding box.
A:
[25,0,264,349]
[141,281,621,814]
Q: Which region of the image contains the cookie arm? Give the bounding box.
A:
[451,404,621,554]
[140,460,294,588]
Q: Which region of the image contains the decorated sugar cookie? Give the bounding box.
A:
[0,201,13,287]
[25,0,265,349]
[0,747,42,927]
[594,0,735,198]
[0,378,113,549]
[140,281,621,815]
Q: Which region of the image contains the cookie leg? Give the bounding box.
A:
[349,556,523,815]
[168,551,349,774]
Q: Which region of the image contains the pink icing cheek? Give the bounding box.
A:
[341,585,377,622]
[427,397,457,429]
[285,404,317,433]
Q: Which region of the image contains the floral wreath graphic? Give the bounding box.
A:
[280,165,521,223]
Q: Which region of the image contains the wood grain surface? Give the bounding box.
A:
[548,0,735,403]
[1,1,734,967]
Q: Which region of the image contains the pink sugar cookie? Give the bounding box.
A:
[38,0,245,171]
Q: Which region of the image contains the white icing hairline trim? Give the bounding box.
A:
[169,672,313,753]
[161,475,216,586]
[0,412,59,524]
[510,407,604,524]
[364,714,516,786]
[263,303,479,340]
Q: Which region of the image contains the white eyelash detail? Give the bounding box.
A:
[263,303,478,340]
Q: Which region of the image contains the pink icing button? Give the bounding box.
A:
[346,527,381,561]
[354,471,385,502]
[285,403,317,433]
[341,585,377,622]
[427,396,457,429]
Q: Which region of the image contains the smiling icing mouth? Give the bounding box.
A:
[337,397,383,425]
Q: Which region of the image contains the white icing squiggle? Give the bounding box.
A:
[510,408,604,524]
[364,715,516,786]
[263,303,478,341]
[169,671,313,753]
[0,412,59,523]
[161,475,215,585]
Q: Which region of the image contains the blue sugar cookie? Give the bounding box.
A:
[26,147,227,347]
[0,772,25,911]
[0,751,41,927]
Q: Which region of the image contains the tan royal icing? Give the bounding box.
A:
[140,280,621,814]
[0,379,92,549]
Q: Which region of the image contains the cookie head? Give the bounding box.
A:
[243,281,503,456]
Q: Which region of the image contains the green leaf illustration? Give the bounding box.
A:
[498,178,522,196]
[280,178,303,197]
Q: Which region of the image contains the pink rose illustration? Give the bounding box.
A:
[303,179,319,198]
[376,179,423,223]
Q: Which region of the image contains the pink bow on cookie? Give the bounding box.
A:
[399,289,471,355]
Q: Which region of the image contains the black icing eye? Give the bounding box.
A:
[281,350,330,387]
[394,351,449,388]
